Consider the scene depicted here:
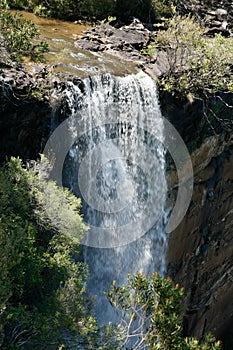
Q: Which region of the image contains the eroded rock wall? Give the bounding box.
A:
[164,95,233,344]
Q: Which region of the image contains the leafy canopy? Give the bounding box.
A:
[0,157,95,349]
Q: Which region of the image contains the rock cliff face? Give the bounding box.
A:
[168,142,232,339]
[162,95,233,346]
[0,69,52,162]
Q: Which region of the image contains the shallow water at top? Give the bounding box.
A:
[18,11,137,77]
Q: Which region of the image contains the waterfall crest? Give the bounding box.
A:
[62,71,168,324]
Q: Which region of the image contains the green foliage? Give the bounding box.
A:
[0,0,49,63]
[141,44,157,58]
[149,14,233,98]
[151,0,173,20]
[9,0,118,20]
[7,0,29,9]
[107,272,222,349]
[0,157,96,349]
[114,0,173,22]
[78,0,117,19]
[7,0,173,21]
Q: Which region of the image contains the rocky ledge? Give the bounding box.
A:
[75,19,170,78]
[167,139,233,344]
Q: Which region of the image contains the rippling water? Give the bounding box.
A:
[18,11,137,77]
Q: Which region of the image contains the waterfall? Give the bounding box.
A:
[61,71,168,324]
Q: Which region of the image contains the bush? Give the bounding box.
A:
[0,157,134,349]
[107,272,222,349]
[151,0,173,20]
[95,0,172,22]
[0,0,49,63]
[146,14,233,98]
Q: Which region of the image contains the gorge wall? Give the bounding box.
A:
[163,96,233,345]
[0,61,232,346]
[168,141,233,342]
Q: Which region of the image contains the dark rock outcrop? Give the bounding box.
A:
[0,38,16,69]
[76,20,151,61]
[0,68,52,162]
[167,142,233,341]
[175,0,233,30]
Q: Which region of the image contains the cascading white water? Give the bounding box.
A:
[62,71,168,324]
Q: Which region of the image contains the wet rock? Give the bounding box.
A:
[76,19,173,77]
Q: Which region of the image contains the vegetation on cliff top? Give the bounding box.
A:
[144,14,233,99]
[2,0,232,103]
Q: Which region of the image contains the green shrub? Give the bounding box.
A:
[151,0,173,19]
[0,157,137,349]
[8,0,117,19]
[149,14,233,98]
[0,0,49,63]
[107,272,222,349]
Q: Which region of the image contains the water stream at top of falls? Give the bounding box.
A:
[61,71,168,325]
[17,11,137,77]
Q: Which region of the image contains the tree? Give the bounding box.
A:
[0,157,96,349]
[107,272,222,349]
